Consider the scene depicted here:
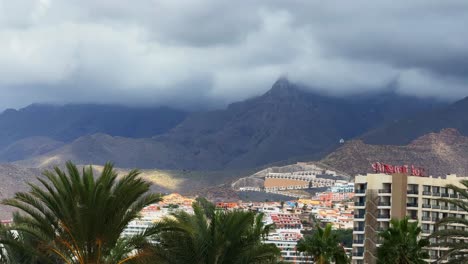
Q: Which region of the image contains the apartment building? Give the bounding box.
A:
[264,173,336,192]
[264,213,312,263]
[352,173,468,264]
[264,231,312,263]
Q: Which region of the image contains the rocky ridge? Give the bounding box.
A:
[321,128,468,177]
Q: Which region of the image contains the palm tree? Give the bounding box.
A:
[296,223,349,264]
[148,198,281,264]
[377,217,429,264]
[0,161,162,264]
[431,179,468,263]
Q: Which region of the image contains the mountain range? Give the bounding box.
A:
[0,104,187,149]
[2,78,468,217]
[362,96,468,145]
[6,78,446,170]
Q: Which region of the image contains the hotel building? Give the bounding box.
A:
[352,173,468,264]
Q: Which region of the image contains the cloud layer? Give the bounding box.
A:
[0,0,467,109]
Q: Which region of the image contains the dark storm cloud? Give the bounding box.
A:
[0,0,467,110]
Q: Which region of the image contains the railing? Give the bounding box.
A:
[423,191,432,196]
[377,214,390,219]
[353,252,364,257]
[353,239,364,244]
[354,202,365,206]
[354,214,365,219]
[378,202,391,206]
[355,189,366,194]
[408,215,418,220]
[450,206,457,210]
[422,204,431,208]
[441,193,449,197]
[432,205,440,209]
[432,192,441,197]
[450,194,458,198]
[432,217,440,222]
[407,203,418,208]
[441,206,449,210]
[422,229,431,234]
[422,216,431,221]
[354,227,364,231]
[407,190,419,195]
[378,189,391,193]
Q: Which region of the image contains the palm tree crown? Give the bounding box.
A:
[148,198,281,264]
[1,161,162,264]
[296,223,350,264]
[431,179,468,263]
[377,217,429,264]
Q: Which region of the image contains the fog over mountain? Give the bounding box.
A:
[0,1,467,110]
[11,79,443,170]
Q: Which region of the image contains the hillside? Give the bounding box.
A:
[0,163,246,219]
[0,136,65,162]
[0,104,187,150]
[362,96,468,145]
[16,79,443,170]
[156,79,442,170]
[321,128,468,177]
[16,79,442,170]
[0,164,43,219]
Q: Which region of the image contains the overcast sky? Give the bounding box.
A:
[0,0,467,110]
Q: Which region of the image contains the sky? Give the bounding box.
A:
[0,0,467,110]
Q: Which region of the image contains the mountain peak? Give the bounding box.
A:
[264,77,302,98]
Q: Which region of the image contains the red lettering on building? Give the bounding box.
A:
[371,162,425,176]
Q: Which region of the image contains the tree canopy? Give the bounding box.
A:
[377,217,429,264]
[0,161,162,264]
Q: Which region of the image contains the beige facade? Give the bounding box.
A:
[264,178,309,189]
[264,173,335,191]
[352,173,468,264]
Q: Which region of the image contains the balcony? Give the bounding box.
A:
[407,190,419,195]
[408,215,418,220]
[422,204,431,209]
[441,193,449,197]
[354,214,365,219]
[432,217,440,222]
[450,206,457,211]
[354,202,366,207]
[432,205,440,209]
[423,191,432,196]
[422,216,431,221]
[353,239,364,244]
[354,227,364,232]
[378,189,391,194]
[432,192,441,197]
[355,189,366,194]
[422,229,431,234]
[377,214,390,219]
[441,206,449,210]
[378,202,391,206]
[407,203,418,208]
[353,252,364,257]
[450,194,458,198]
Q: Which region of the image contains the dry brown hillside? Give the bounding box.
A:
[321,128,468,177]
